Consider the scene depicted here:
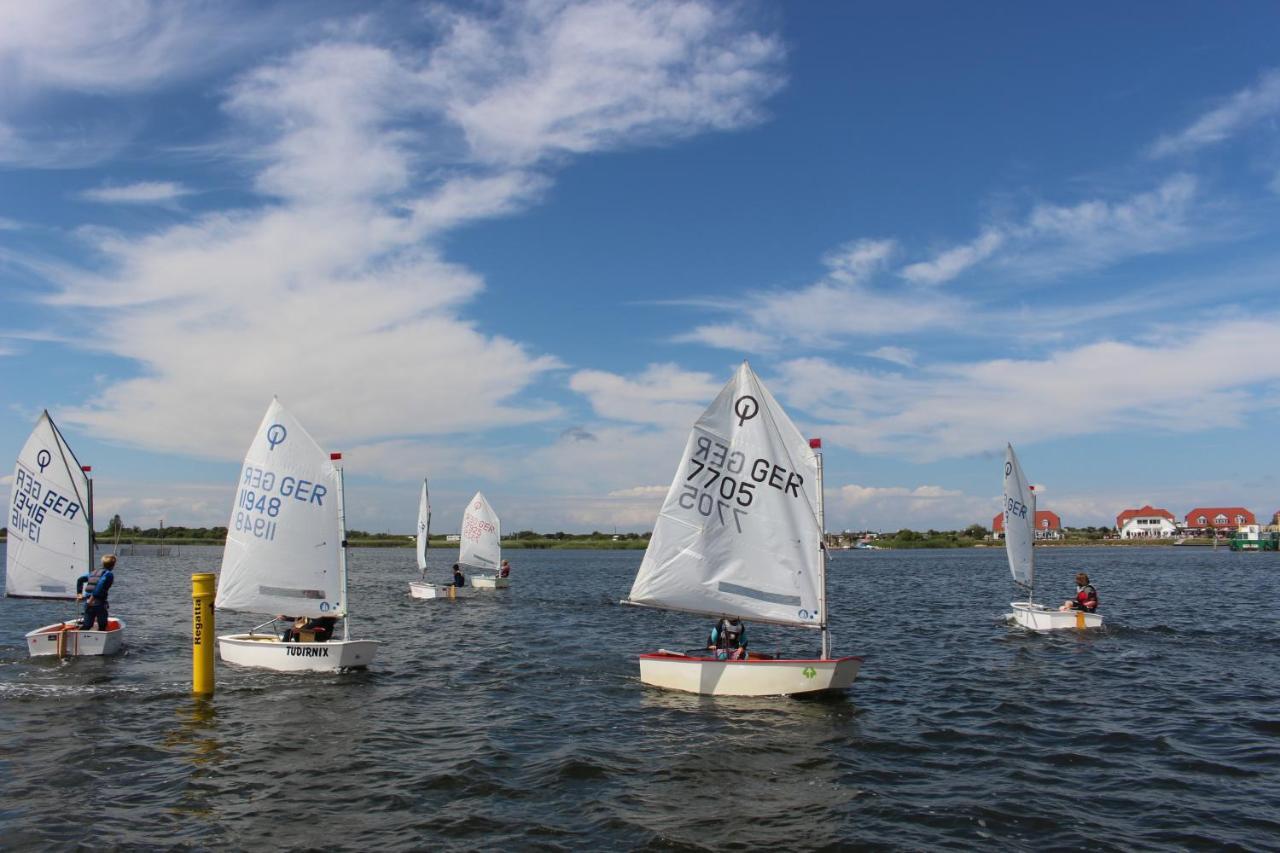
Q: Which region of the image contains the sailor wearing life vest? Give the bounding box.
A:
[76,554,116,631]
[707,617,748,660]
[1059,572,1099,613]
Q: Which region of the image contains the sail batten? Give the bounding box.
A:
[215,400,345,618]
[6,412,92,600]
[627,362,824,629]
[1003,444,1035,593]
[459,491,500,572]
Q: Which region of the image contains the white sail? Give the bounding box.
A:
[416,479,430,572]
[459,491,500,573]
[627,362,824,629]
[5,411,93,599]
[1002,443,1034,591]
[216,399,345,618]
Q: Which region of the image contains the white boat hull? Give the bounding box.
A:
[409,582,471,599]
[26,619,126,657]
[218,634,379,671]
[470,575,510,589]
[638,651,862,697]
[1008,602,1103,631]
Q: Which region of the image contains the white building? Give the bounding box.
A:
[1115,505,1177,539]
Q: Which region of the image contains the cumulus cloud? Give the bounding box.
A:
[775,316,1280,462]
[570,362,724,428]
[1150,69,1280,158]
[80,181,192,205]
[834,483,995,531]
[899,175,1202,285]
[25,2,784,463]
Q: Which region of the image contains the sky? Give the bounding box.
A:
[3,0,1280,535]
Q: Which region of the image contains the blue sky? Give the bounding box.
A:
[3,1,1280,534]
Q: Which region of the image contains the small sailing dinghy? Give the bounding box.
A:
[461,492,508,589]
[408,479,444,599]
[215,399,379,671]
[9,411,125,657]
[623,362,862,697]
[1003,443,1102,631]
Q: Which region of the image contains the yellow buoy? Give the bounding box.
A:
[192,573,216,695]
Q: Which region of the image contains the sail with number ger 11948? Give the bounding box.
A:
[624,361,861,696]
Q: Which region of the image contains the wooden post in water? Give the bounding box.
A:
[192,573,216,695]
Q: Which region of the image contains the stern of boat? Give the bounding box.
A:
[25,619,126,657]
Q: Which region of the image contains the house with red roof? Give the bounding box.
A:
[992,509,1063,540]
[1183,507,1256,533]
[1115,505,1177,539]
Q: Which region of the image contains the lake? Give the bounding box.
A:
[1,545,1277,849]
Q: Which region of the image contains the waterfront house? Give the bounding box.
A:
[1182,507,1256,534]
[992,510,1064,540]
[1115,505,1178,539]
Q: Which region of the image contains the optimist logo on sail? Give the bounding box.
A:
[36,449,51,472]
[266,424,287,450]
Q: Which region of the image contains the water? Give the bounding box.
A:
[2,545,1278,850]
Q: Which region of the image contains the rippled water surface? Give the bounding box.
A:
[2,544,1278,850]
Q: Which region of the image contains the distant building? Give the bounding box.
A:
[1115,505,1177,539]
[445,534,461,542]
[1183,507,1256,532]
[992,510,1064,540]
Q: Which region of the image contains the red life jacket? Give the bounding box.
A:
[1076,584,1098,611]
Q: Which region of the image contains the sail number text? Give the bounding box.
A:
[9,467,84,544]
[233,465,329,543]
[1004,496,1029,521]
[679,436,805,533]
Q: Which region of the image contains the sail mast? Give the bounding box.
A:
[813,438,829,660]
[1028,485,1036,607]
[333,452,350,641]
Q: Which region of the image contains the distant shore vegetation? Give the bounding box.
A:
[0,520,1229,548]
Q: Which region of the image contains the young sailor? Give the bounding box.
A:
[706,617,748,660]
[76,555,116,631]
[1059,572,1099,612]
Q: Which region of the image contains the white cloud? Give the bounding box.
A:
[570,363,724,428]
[677,238,966,351]
[31,3,784,461]
[421,0,785,167]
[834,483,995,531]
[865,346,915,367]
[1150,69,1280,158]
[80,181,192,205]
[775,316,1280,461]
[901,229,1003,285]
[898,176,1201,285]
[609,484,668,498]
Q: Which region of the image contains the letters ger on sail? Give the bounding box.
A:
[627,362,824,628]
[6,412,92,599]
[216,399,344,618]
[459,491,500,572]
[1003,443,1034,590]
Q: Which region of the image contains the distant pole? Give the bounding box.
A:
[192,573,216,695]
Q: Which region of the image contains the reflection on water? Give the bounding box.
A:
[0,544,1278,849]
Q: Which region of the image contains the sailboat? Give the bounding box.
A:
[10,411,125,657]
[623,362,862,696]
[408,479,443,599]
[1003,443,1102,631]
[462,492,507,589]
[215,399,379,671]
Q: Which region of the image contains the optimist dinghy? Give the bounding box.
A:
[1002,443,1102,631]
[215,399,379,671]
[623,361,862,697]
[8,411,125,657]
[460,492,507,589]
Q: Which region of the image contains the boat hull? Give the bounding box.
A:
[1008,602,1103,631]
[26,619,126,657]
[218,634,379,671]
[470,575,510,589]
[638,651,862,697]
[409,582,471,599]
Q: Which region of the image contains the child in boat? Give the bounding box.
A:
[280,616,337,642]
[76,554,116,631]
[499,560,511,578]
[706,617,748,660]
[1058,573,1099,612]
[451,564,467,587]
